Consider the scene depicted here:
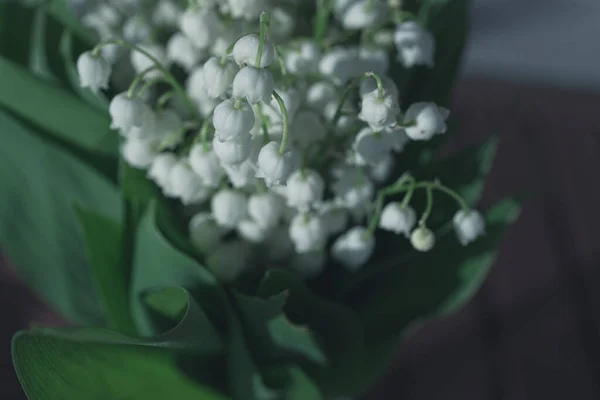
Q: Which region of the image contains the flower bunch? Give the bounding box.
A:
[76,0,485,282]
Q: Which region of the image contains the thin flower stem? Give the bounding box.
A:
[331,71,386,128]
[255,12,271,68]
[314,0,333,44]
[96,39,200,121]
[411,181,470,211]
[156,91,175,112]
[255,104,270,144]
[419,186,434,225]
[137,76,168,97]
[198,117,212,153]
[366,174,413,235]
[400,176,416,207]
[127,66,159,97]
[365,71,385,98]
[273,91,289,154]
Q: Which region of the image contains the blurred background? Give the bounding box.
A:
[2,0,600,399]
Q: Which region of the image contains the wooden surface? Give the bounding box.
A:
[2,77,600,399]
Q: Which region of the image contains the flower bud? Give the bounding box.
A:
[286,169,325,211]
[121,135,159,169]
[317,201,349,236]
[331,226,375,270]
[232,33,275,68]
[77,51,111,93]
[212,133,252,165]
[305,81,337,111]
[226,0,267,20]
[123,16,152,44]
[352,127,395,165]
[232,66,274,105]
[211,189,248,228]
[379,203,416,237]
[410,226,435,252]
[168,161,211,205]
[202,57,238,99]
[453,210,485,246]
[179,7,221,49]
[223,160,257,188]
[237,220,270,243]
[188,145,225,187]
[404,102,450,141]
[212,98,255,141]
[148,152,177,190]
[248,192,285,228]
[256,141,299,186]
[341,0,387,30]
[394,21,435,68]
[289,213,327,253]
[284,41,320,75]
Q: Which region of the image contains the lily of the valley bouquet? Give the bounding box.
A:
[0,0,520,399]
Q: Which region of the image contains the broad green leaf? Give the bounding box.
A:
[75,208,136,335]
[131,202,222,336]
[286,368,324,400]
[0,3,33,64]
[234,291,327,366]
[0,57,117,156]
[228,313,262,400]
[0,109,120,325]
[43,0,96,46]
[259,270,364,397]
[12,293,228,400]
[354,198,522,394]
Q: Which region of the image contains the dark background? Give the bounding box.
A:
[2,0,600,398]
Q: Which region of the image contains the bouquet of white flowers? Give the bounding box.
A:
[0,0,520,399]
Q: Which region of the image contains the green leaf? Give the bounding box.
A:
[228,313,263,400]
[0,56,117,156]
[131,202,222,336]
[0,109,120,325]
[355,198,522,394]
[43,0,97,46]
[286,368,324,400]
[259,270,364,397]
[75,208,136,335]
[29,7,56,81]
[12,293,227,400]
[233,291,327,366]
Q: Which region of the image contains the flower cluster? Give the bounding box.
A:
[76,0,485,281]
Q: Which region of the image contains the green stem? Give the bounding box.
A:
[314,0,333,44]
[365,71,385,98]
[411,181,469,211]
[198,116,212,153]
[366,174,412,235]
[127,66,159,97]
[95,39,200,121]
[400,176,416,207]
[137,76,168,97]
[273,91,289,154]
[255,104,270,144]
[156,91,175,112]
[419,186,433,226]
[255,12,271,68]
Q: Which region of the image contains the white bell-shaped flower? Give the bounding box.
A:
[206,240,251,282]
[223,160,257,188]
[212,98,255,141]
[179,7,221,49]
[121,135,159,169]
[289,213,327,253]
[359,75,398,100]
[404,102,450,141]
[211,189,248,229]
[256,141,298,186]
[232,33,275,68]
[168,161,211,205]
[369,153,395,183]
[319,47,358,85]
[123,16,152,44]
[126,107,158,140]
[284,41,321,75]
[232,66,274,105]
[394,21,435,68]
[331,226,375,271]
[148,152,177,190]
[358,91,400,131]
[109,92,147,133]
[226,0,267,20]
[453,210,485,246]
[317,201,349,235]
[410,225,436,252]
[152,0,182,27]
[212,133,251,165]
[130,43,168,79]
[379,203,416,237]
[186,68,220,117]
[166,33,200,71]
[286,169,325,211]
[270,7,295,43]
[77,51,111,93]
[341,0,387,30]
[333,167,375,210]
[290,110,326,150]
[189,212,226,254]
[291,251,326,278]
[385,126,410,152]
[333,0,359,18]
[305,81,337,111]
[237,220,270,243]
[248,192,285,228]
[202,57,238,99]
[188,145,225,187]
[352,127,395,165]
